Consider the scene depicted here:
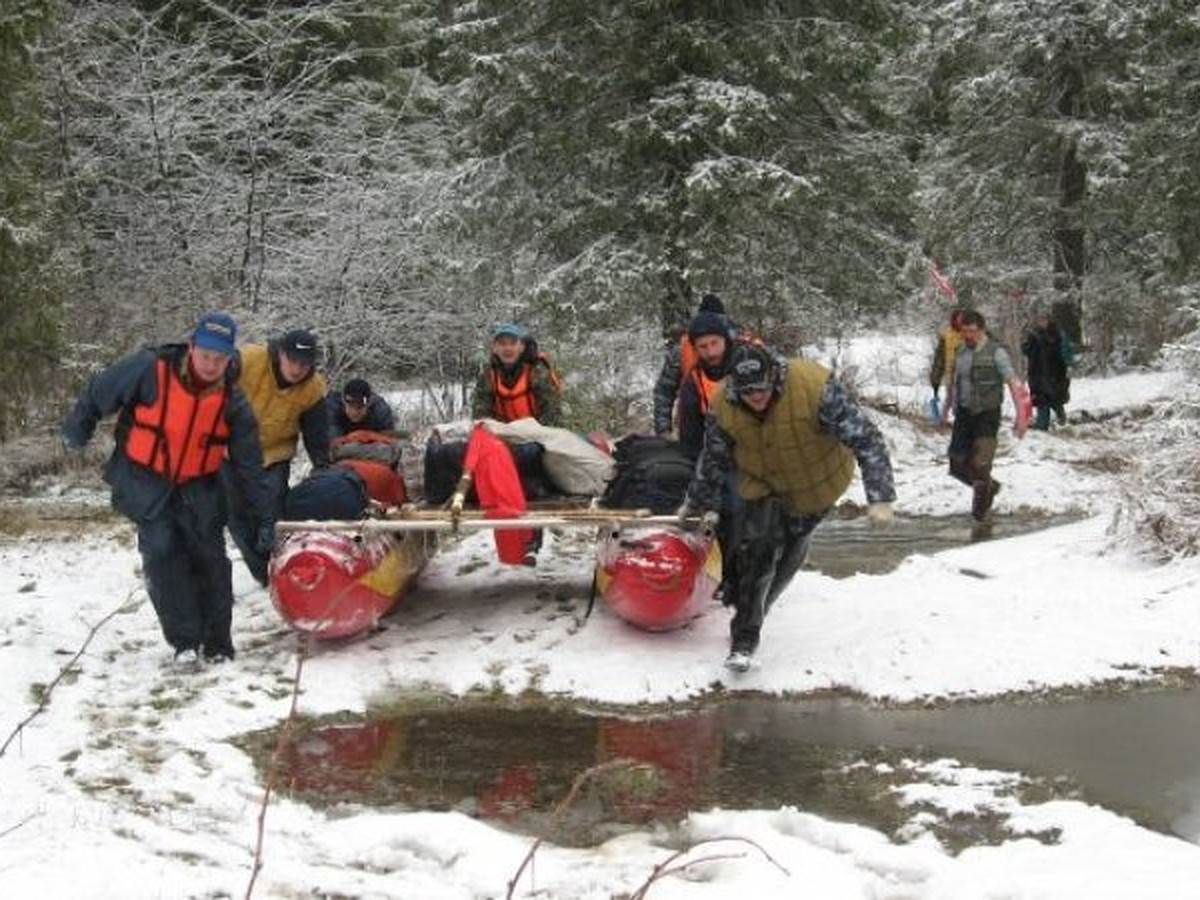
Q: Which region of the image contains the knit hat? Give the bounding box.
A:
[192,312,237,356]
[280,329,319,365]
[729,344,775,394]
[687,310,729,342]
[342,378,371,403]
[491,322,527,340]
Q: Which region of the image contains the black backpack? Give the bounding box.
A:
[600,435,695,514]
[283,467,369,521]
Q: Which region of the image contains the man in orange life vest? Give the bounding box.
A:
[675,308,737,459]
[471,322,562,426]
[652,293,732,437]
[62,312,274,663]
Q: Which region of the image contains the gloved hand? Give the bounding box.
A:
[61,439,89,472]
[867,501,895,529]
[253,520,277,556]
[676,503,719,530]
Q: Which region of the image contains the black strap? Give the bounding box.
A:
[583,569,599,622]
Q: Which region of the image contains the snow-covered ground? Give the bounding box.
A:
[3,335,1200,899]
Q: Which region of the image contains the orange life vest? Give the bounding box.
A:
[678,333,700,385]
[686,364,726,417]
[124,357,231,483]
[488,355,558,422]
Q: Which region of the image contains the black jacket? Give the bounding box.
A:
[325,391,396,439]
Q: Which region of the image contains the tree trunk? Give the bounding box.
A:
[1051,50,1085,344]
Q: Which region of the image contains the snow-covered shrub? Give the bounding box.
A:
[1111,328,1200,559]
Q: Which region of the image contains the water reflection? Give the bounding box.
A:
[256,685,1200,846]
[269,705,733,843]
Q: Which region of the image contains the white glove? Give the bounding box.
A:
[867,501,895,529]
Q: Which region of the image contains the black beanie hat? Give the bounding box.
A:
[687,310,729,341]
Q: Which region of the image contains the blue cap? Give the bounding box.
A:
[192,312,237,356]
[491,322,527,340]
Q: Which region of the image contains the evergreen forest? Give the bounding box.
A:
[3,0,1199,437]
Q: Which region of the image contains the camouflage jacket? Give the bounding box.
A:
[651,338,684,435]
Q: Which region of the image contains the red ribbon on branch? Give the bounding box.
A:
[929,265,957,300]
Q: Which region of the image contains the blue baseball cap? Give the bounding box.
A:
[491,322,527,340]
[192,312,237,356]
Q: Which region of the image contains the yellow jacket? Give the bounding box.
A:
[238,343,329,466]
[937,326,962,387]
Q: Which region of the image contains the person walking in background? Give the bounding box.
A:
[471,322,563,426]
[326,377,396,439]
[62,312,273,663]
[928,309,964,421]
[1021,312,1075,429]
[679,344,896,673]
[228,327,330,584]
[940,309,1029,521]
[653,293,734,437]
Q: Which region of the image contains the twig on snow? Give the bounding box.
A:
[0,812,41,841]
[506,757,647,900]
[629,835,790,899]
[244,637,309,900]
[0,587,142,759]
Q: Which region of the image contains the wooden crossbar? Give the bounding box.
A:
[275,509,696,534]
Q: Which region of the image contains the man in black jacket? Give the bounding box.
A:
[326,378,396,439]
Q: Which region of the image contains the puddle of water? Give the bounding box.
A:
[242,684,1200,847]
[242,703,903,846]
[809,511,1083,577]
[754,689,1200,843]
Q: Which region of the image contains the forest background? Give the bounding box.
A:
[2,0,1199,550]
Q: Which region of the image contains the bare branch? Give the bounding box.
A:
[0,587,142,759]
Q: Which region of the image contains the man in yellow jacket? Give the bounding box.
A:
[228,328,330,584]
